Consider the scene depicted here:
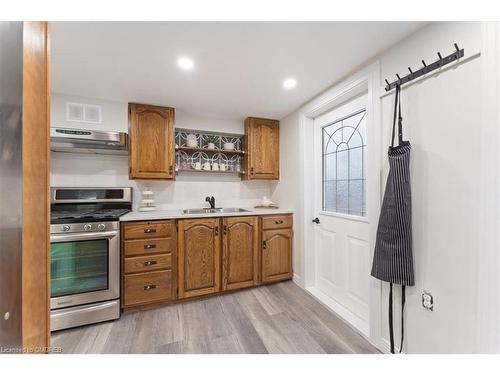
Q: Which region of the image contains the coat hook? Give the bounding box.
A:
[385,79,390,86]
[396,74,401,81]
[408,67,413,74]
[421,59,427,67]
[454,43,460,52]
[437,52,443,60]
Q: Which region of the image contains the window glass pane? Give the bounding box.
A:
[336,180,348,213]
[349,180,363,215]
[324,135,336,154]
[323,180,336,212]
[336,148,348,180]
[349,147,364,180]
[332,128,343,145]
[324,153,336,181]
[51,239,109,297]
[321,109,366,217]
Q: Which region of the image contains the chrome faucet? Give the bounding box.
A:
[205,196,216,209]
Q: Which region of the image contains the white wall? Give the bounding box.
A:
[272,22,492,353]
[50,93,271,209]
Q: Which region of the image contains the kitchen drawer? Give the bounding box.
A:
[123,220,175,240]
[261,214,293,230]
[123,237,175,257]
[123,270,173,306]
[124,253,172,274]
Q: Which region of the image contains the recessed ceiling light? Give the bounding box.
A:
[177,57,194,71]
[283,78,297,89]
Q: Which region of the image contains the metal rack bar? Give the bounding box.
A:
[384,43,464,92]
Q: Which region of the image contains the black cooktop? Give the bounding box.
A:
[50,204,131,224]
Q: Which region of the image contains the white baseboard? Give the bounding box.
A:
[305,286,370,338]
[292,273,304,287]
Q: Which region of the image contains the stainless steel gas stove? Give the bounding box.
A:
[50,187,132,331]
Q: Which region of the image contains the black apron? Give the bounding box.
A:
[371,84,415,353]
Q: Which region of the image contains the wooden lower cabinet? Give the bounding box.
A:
[222,216,259,291]
[123,270,174,306]
[121,214,292,309]
[178,218,221,299]
[121,220,176,309]
[261,228,293,283]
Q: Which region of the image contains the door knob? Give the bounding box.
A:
[312,217,320,224]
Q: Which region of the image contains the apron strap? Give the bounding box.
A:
[399,285,406,353]
[391,85,404,147]
[389,283,407,354]
[389,283,395,353]
[398,87,403,145]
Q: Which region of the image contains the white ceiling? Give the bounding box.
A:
[50,22,425,121]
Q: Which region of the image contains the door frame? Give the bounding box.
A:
[297,61,384,350]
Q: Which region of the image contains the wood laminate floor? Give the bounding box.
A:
[51,281,379,354]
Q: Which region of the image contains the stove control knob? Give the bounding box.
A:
[62,225,71,232]
[97,223,106,231]
[84,224,92,231]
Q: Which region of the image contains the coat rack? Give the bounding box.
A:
[384,43,464,92]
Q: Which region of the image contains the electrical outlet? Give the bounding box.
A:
[422,291,433,311]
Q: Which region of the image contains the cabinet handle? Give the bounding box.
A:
[144,260,157,266]
[275,220,284,224]
[223,225,228,235]
[144,244,156,249]
[250,167,254,175]
[144,228,156,234]
[144,284,157,291]
[169,165,174,174]
[262,240,267,249]
[214,226,219,236]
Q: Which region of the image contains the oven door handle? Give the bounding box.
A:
[50,230,119,243]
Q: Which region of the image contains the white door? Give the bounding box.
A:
[312,93,374,335]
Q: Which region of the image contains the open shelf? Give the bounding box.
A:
[176,146,245,155]
[175,128,245,178]
[176,168,244,175]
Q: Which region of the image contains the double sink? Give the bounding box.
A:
[182,207,249,215]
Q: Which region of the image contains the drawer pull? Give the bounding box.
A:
[144,284,157,291]
[144,244,156,249]
[275,220,284,224]
[263,240,267,249]
[144,260,157,266]
[144,228,157,234]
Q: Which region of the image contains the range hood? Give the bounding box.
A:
[50,127,128,155]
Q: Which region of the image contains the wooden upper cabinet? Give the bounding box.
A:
[261,229,293,283]
[244,117,279,180]
[128,103,175,180]
[178,218,221,299]
[222,216,259,291]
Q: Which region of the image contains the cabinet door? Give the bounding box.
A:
[222,216,258,291]
[128,103,175,180]
[178,218,221,298]
[245,117,279,180]
[261,229,293,283]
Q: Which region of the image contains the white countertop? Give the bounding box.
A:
[120,207,293,221]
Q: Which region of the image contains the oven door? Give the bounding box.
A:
[50,229,120,310]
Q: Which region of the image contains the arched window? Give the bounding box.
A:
[322,110,366,216]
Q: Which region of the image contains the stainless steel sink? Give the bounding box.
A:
[182,208,249,215]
